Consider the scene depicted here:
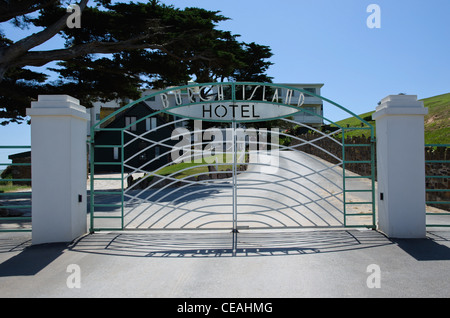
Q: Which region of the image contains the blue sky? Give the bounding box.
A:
[1,0,449,163]
[166,0,449,105]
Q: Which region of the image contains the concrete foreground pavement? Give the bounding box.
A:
[1,228,450,298]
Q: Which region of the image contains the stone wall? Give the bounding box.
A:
[289,133,375,178]
[425,146,450,211]
[290,133,449,211]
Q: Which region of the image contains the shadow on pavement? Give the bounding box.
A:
[0,242,67,277]
[1,230,450,279]
[393,231,450,261]
[68,229,395,258]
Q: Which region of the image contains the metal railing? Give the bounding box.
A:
[425,144,450,227]
[0,145,32,232]
[342,126,376,228]
[90,115,376,231]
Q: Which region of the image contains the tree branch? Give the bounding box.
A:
[10,32,215,69]
[0,0,89,70]
[0,0,59,23]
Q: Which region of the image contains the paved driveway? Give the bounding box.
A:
[1,229,450,298]
[90,151,375,230]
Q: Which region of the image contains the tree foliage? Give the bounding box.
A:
[0,0,273,124]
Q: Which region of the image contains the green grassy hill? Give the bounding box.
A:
[335,93,450,144]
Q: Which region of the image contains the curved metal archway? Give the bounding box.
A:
[89,83,376,232]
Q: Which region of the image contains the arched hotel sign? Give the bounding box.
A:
[153,82,309,122]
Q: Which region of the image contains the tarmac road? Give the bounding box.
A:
[1,229,450,298]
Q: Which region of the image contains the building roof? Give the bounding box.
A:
[8,151,31,160]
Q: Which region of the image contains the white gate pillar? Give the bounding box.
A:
[372,95,428,238]
[27,95,90,245]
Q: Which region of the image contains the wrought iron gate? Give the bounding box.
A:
[89,83,376,232]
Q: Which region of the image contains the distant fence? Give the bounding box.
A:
[290,135,450,227]
[425,144,450,227]
[0,145,32,232]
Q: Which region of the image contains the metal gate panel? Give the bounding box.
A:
[89,82,376,232]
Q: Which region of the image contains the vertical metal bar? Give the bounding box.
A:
[370,131,376,228]
[231,82,237,233]
[342,129,347,227]
[232,120,237,234]
[232,229,238,257]
[89,128,95,233]
[231,82,238,255]
[231,82,236,102]
[121,130,124,230]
